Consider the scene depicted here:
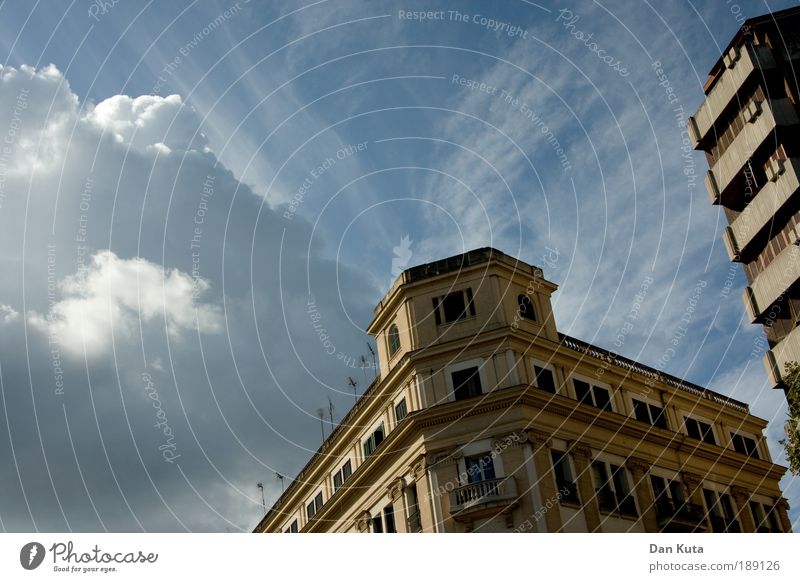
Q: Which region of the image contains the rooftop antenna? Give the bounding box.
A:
[360,355,368,385]
[275,472,285,493]
[328,396,335,426]
[317,408,326,441]
[367,343,376,374]
[347,376,358,403]
[256,482,265,511]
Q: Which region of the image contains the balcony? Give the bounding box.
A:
[709,515,741,533]
[406,510,422,533]
[556,481,581,506]
[727,158,800,260]
[764,323,800,386]
[449,477,518,515]
[743,241,800,323]
[655,499,708,532]
[596,487,638,518]
[706,98,799,204]
[690,43,776,147]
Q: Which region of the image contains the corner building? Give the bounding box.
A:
[254,248,789,533]
[689,7,800,394]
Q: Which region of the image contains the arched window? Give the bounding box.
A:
[518,294,536,321]
[388,324,401,356]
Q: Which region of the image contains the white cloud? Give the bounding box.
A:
[0,303,18,323]
[29,250,222,357]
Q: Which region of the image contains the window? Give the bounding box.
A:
[306,491,324,521]
[433,288,476,324]
[362,423,385,458]
[451,366,482,401]
[284,519,298,533]
[533,365,556,393]
[551,450,580,504]
[750,502,781,532]
[518,294,536,320]
[406,483,422,532]
[703,489,740,532]
[684,417,716,445]
[394,398,408,423]
[650,475,686,522]
[464,453,496,483]
[632,398,668,429]
[371,516,383,533]
[592,461,637,517]
[573,379,612,412]
[332,460,352,491]
[387,324,401,357]
[383,504,397,533]
[731,433,759,458]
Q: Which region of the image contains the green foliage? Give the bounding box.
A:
[779,362,800,476]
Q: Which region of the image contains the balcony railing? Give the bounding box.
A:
[709,515,741,533]
[655,499,707,531]
[406,510,422,533]
[596,487,638,518]
[556,481,581,505]
[449,477,517,513]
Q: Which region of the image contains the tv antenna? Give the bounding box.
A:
[328,396,335,426]
[367,342,376,373]
[316,408,326,442]
[347,376,358,403]
[275,472,285,493]
[256,482,265,511]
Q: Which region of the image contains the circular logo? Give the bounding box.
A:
[20,542,46,570]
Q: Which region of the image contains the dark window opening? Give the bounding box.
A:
[551,450,580,504]
[685,418,716,445]
[518,294,536,321]
[574,379,612,412]
[632,399,668,430]
[731,433,759,458]
[534,365,556,393]
[452,366,482,401]
[464,453,496,484]
[363,423,385,458]
[383,505,397,533]
[434,288,476,324]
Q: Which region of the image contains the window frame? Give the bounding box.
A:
[332,459,353,492]
[531,359,557,394]
[630,396,669,430]
[432,287,476,325]
[394,397,408,423]
[517,293,537,321]
[591,459,638,517]
[571,375,614,412]
[729,431,760,459]
[387,323,401,358]
[683,414,718,445]
[362,421,386,458]
[445,359,486,402]
[551,449,580,505]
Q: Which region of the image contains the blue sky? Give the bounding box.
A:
[0,0,797,531]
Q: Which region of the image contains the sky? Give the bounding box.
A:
[0,0,798,532]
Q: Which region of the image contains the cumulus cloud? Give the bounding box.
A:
[28,250,223,357]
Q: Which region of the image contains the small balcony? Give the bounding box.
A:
[726,157,800,261]
[706,98,799,204]
[690,43,776,147]
[655,499,708,532]
[556,481,581,506]
[744,241,800,323]
[406,510,422,533]
[763,323,800,386]
[449,477,518,515]
[709,515,741,533]
[596,487,638,518]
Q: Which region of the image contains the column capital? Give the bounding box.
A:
[409,455,426,480]
[387,477,406,502]
[729,485,751,502]
[569,441,593,461]
[775,497,791,511]
[681,471,703,490]
[626,457,650,475]
[355,510,371,533]
[527,429,552,449]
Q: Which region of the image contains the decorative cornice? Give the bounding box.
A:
[569,442,593,461]
[681,471,703,489]
[527,429,552,449]
[355,510,371,533]
[729,485,751,501]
